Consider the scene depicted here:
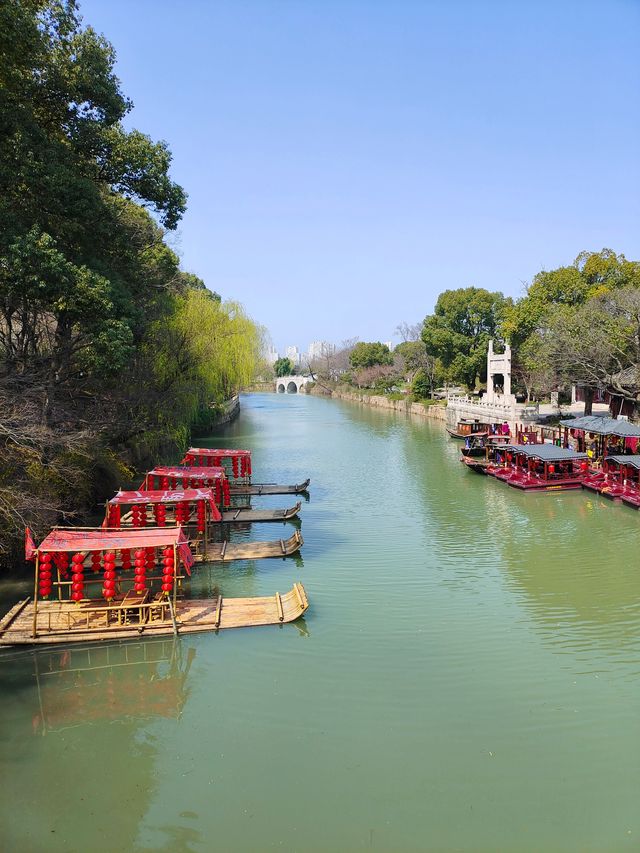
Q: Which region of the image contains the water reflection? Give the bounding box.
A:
[28,640,195,735]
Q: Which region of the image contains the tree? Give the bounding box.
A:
[421,288,508,388]
[349,341,393,369]
[274,357,293,377]
[502,249,640,408]
[411,369,431,399]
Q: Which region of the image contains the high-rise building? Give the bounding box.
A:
[264,347,279,365]
[308,340,334,361]
[285,346,301,368]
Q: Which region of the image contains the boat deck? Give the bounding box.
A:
[195,530,303,561]
[220,502,301,523]
[487,467,584,491]
[229,479,310,496]
[0,584,309,646]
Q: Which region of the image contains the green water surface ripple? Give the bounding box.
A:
[0,393,638,852]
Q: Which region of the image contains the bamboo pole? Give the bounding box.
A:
[32,553,39,639]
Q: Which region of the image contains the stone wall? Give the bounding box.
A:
[328,388,448,423]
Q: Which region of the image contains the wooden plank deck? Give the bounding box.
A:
[229,478,310,496]
[0,584,309,646]
[219,502,301,523]
[196,530,303,561]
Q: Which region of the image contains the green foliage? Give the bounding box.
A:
[274,357,293,377]
[422,287,508,388]
[411,368,431,399]
[349,341,393,369]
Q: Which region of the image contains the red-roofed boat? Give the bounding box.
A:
[0,527,309,646]
[182,447,310,495]
[487,444,590,491]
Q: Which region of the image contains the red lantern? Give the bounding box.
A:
[71,591,83,602]
[580,461,588,471]
[161,582,173,592]
[71,581,84,592]
[134,582,146,593]
[41,552,52,564]
[72,552,84,565]
[548,464,555,474]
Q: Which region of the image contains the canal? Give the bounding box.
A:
[1,392,638,851]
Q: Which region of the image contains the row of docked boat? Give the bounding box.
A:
[455,415,640,505]
[0,448,312,646]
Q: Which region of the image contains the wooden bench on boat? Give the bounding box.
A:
[3,526,308,646]
[486,444,589,491]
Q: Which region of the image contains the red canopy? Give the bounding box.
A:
[185,448,250,458]
[36,527,194,573]
[108,489,222,522]
[147,466,226,480]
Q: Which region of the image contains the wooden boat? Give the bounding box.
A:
[181,447,311,494]
[460,434,512,474]
[220,501,301,523]
[1,527,308,646]
[229,479,311,496]
[0,586,308,646]
[447,419,510,441]
[106,491,304,561]
[587,455,640,506]
[486,444,589,491]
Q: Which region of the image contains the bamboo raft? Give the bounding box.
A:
[194,530,303,561]
[220,502,301,523]
[0,584,309,646]
[229,478,311,496]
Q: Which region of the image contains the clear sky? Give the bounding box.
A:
[79,0,640,354]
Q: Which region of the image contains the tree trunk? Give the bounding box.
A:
[583,386,594,416]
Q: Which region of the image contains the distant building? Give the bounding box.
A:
[383,341,394,352]
[308,341,335,361]
[264,347,279,366]
[285,346,301,368]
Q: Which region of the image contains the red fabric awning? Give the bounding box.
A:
[38,526,187,552]
[185,448,251,458]
[147,466,226,480]
[108,489,222,521]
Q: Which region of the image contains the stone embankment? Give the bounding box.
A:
[318,387,448,423]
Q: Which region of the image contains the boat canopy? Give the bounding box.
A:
[605,454,640,469]
[186,448,250,459]
[147,466,226,480]
[559,416,640,437]
[183,448,251,478]
[108,489,222,521]
[37,526,192,562]
[504,444,588,462]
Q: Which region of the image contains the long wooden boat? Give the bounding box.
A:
[446,419,491,440]
[0,585,309,646]
[486,444,589,491]
[193,530,303,561]
[220,502,301,522]
[6,527,308,647]
[460,434,512,474]
[144,467,231,505]
[180,447,311,494]
[229,479,311,496]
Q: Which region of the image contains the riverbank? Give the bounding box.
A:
[307,384,448,423]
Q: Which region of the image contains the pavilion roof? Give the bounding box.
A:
[108,489,222,521]
[185,448,250,458]
[606,455,640,470]
[147,466,226,480]
[38,526,188,553]
[559,416,640,437]
[505,444,588,462]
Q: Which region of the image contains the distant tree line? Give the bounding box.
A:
[306,249,640,414]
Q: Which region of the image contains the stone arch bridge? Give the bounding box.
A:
[275,375,310,394]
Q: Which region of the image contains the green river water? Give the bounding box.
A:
[1,392,639,852]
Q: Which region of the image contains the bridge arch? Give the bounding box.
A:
[275,374,310,394]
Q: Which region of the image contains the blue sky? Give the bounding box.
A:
[80,0,640,354]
